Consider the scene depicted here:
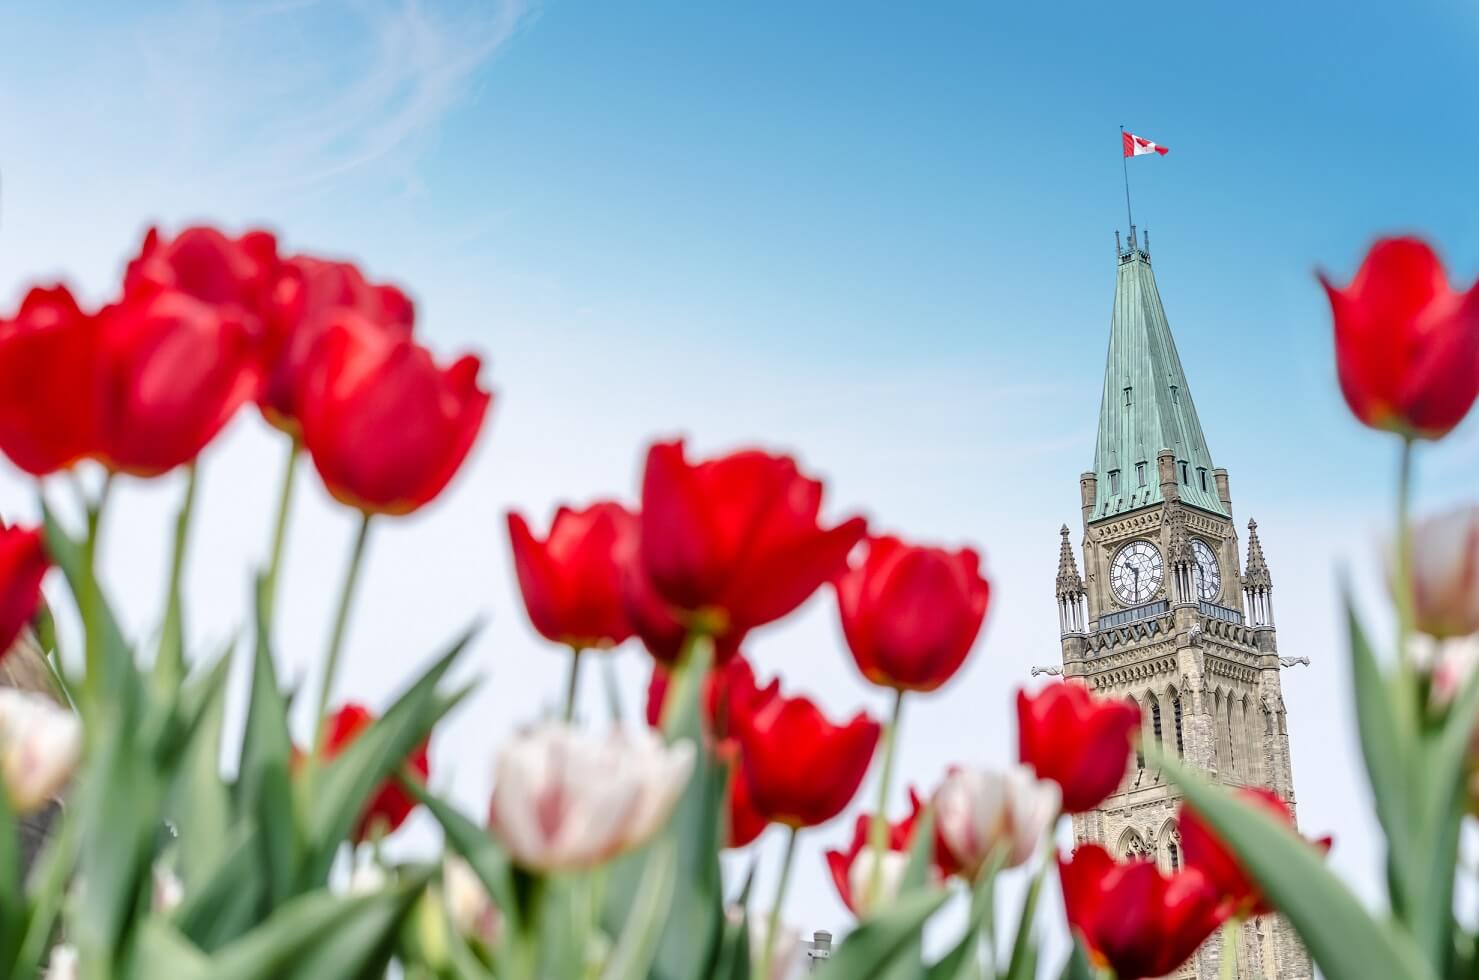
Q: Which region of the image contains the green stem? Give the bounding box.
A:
[80,474,113,714]
[600,653,625,725]
[864,688,906,909]
[311,513,374,762]
[563,646,584,723]
[759,826,798,980]
[1394,436,1416,668]
[1220,917,1241,980]
[262,437,301,627]
[1005,833,1054,979]
[155,463,199,690]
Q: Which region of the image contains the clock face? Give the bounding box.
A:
[1191,539,1221,601]
[1110,541,1164,605]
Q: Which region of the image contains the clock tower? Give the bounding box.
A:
[1052,228,1309,979]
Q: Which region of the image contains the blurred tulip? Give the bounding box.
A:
[824,810,929,916]
[0,689,81,813]
[644,654,779,741]
[317,703,430,842]
[347,862,389,896]
[0,526,49,661]
[836,535,990,692]
[1403,505,1479,639]
[1059,844,1227,980]
[1178,787,1333,919]
[735,692,879,829]
[731,906,799,980]
[1320,237,1479,440]
[444,855,500,946]
[92,287,265,477]
[44,945,77,980]
[124,225,282,331]
[1018,682,1140,813]
[1429,636,1479,710]
[639,440,866,637]
[0,286,100,475]
[933,764,1060,878]
[621,550,747,664]
[508,502,637,650]
[261,255,414,433]
[300,314,491,516]
[489,722,694,872]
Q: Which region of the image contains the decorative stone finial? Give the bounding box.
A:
[1056,526,1085,599]
[1243,517,1272,590]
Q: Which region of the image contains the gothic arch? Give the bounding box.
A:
[1167,683,1185,757]
[1224,691,1239,779]
[1117,828,1147,860]
[1155,818,1181,873]
[1146,690,1164,752]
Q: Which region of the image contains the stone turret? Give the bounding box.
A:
[1242,519,1274,628]
[1056,525,1087,635]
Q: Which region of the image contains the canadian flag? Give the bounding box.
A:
[1122,132,1169,157]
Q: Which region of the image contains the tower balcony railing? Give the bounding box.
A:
[1199,601,1244,625]
[1095,599,1168,631]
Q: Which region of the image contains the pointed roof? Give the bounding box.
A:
[1244,518,1272,589]
[1090,231,1226,521]
[1056,525,1084,598]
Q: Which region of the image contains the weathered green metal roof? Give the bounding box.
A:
[1090,233,1226,521]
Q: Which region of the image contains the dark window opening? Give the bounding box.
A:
[1198,468,1209,492]
[1168,842,1180,871]
[1172,697,1185,756]
[1136,462,1147,486]
[1151,701,1163,746]
[1124,386,1133,407]
[1108,470,1120,494]
[1178,460,1190,483]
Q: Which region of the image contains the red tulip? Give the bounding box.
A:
[93,286,266,477]
[0,526,49,658]
[621,548,747,665]
[317,703,430,842]
[300,314,491,516]
[836,535,990,692]
[508,502,637,650]
[261,255,414,434]
[1320,237,1479,440]
[639,440,867,637]
[124,226,283,330]
[735,691,879,829]
[0,286,101,475]
[1059,844,1228,980]
[1178,787,1333,919]
[725,755,769,847]
[826,810,919,915]
[1018,683,1140,813]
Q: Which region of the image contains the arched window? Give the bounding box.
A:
[1226,699,1237,776]
[1172,696,1185,756]
[1151,700,1163,747]
[1168,842,1180,871]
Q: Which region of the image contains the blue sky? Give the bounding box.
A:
[2,0,1478,961]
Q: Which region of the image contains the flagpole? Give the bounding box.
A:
[1119,125,1133,233]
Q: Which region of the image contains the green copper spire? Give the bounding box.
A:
[1090,230,1226,520]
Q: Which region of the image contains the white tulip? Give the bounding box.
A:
[444,855,499,945]
[347,861,388,896]
[44,945,78,980]
[934,764,1060,878]
[846,848,911,917]
[489,722,694,872]
[0,689,81,813]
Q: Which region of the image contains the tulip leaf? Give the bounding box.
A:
[601,839,677,980]
[299,628,475,888]
[1345,598,1418,906]
[1057,939,1101,980]
[1162,754,1432,980]
[239,573,300,908]
[171,823,267,952]
[900,805,935,894]
[812,888,949,980]
[925,854,1003,980]
[13,807,78,979]
[169,653,234,898]
[41,499,141,720]
[128,919,211,980]
[404,780,520,934]
[0,790,21,971]
[1002,845,1051,980]
[710,902,751,980]
[209,871,430,980]
[650,636,724,980]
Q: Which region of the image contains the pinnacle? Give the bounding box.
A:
[1056,527,1084,598]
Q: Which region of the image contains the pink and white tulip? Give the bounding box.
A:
[934,764,1060,878]
[1407,506,1479,639]
[444,856,500,946]
[0,689,81,813]
[489,722,694,872]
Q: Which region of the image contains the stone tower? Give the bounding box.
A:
[1054,228,1307,979]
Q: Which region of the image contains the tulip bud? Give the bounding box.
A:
[1404,506,1479,640]
[443,856,499,946]
[489,722,694,873]
[0,689,81,813]
[151,865,184,914]
[934,765,1060,878]
[44,945,78,980]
